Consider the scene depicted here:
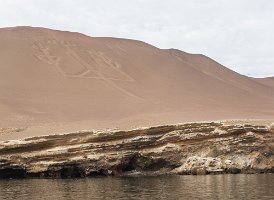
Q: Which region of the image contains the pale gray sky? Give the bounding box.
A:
[0,0,273,77]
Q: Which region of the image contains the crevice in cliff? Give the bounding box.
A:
[45,164,85,178]
[0,167,26,179]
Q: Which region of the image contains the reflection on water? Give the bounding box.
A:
[0,174,273,200]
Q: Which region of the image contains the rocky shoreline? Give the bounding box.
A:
[0,122,273,179]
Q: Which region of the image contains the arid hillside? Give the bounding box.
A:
[0,26,274,132]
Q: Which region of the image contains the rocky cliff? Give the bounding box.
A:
[0,122,273,178]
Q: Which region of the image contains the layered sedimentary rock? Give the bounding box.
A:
[0,122,273,178]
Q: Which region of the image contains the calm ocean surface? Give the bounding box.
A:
[0,174,273,200]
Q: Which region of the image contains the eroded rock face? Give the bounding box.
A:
[0,122,273,178]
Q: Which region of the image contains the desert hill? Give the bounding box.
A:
[0,26,273,133]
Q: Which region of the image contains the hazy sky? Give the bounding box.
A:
[0,0,273,77]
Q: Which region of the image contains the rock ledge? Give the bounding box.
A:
[0,122,273,178]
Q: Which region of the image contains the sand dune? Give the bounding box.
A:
[0,26,273,136]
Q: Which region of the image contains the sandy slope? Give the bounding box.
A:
[254,77,274,88]
[0,26,273,140]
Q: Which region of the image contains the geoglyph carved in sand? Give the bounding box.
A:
[32,38,140,99]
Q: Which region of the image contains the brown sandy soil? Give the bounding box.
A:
[253,77,274,88]
[0,26,274,140]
